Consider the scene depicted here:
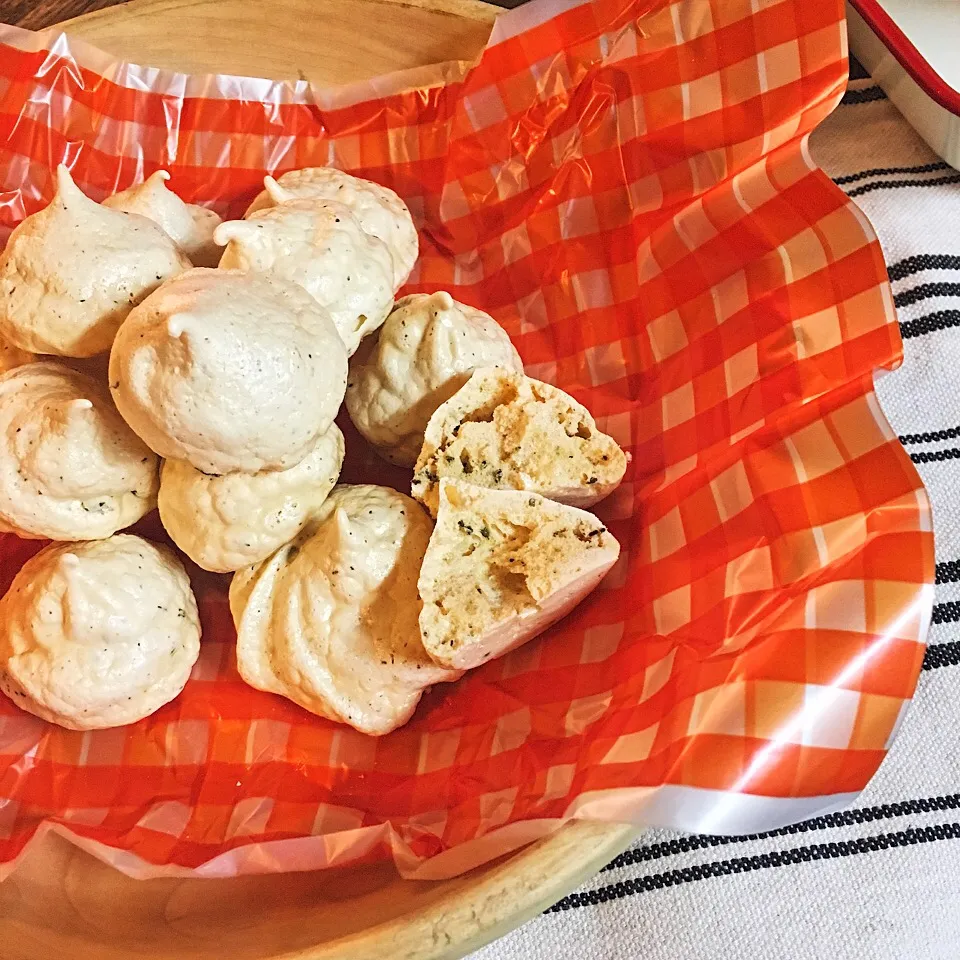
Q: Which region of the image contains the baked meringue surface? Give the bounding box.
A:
[346,292,524,466]
[418,480,621,671]
[0,535,201,730]
[230,484,457,735]
[0,165,190,357]
[245,167,418,285]
[216,199,396,356]
[109,268,348,474]
[412,367,628,515]
[103,170,223,267]
[0,361,158,540]
[159,424,345,573]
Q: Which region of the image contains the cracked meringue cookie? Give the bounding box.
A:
[159,424,345,573]
[109,268,348,475]
[103,170,223,268]
[230,484,457,735]
[412,367,628,516]
[346,292,524,467]
[0,362,159,540]
[418,480,621,671]
[0,165,190,357]
[0,536,201,730]
[215,200,395,357]
[245,168,418,286]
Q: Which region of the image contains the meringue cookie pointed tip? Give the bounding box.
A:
[212,220,249,246]
[263,176,295,204]
[334,506,352,533]
[167,314,191,339]
[59,396,95,427]
[54,164,88,205]
[142,169,173,191]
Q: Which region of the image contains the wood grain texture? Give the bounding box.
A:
[1,0,128,29]
[2,823,637,960]
[0,1,640,958]
[0,0,527,30]
[57,0,498,85]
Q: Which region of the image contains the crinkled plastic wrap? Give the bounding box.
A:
[0,0,935,881]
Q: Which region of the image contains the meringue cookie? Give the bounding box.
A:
[346,292,524,467]
[231,485,457,735]
[159,424,345,573]
[103,170,223,268]
[418,480,620,671]
[216,200,395,357]
[0,362,158,540]
[0,338,35,375]
[0,536,201,730]
[0,165,190,357]
[109,268,347,475]
[412,367,628,516]
[245,168,418,285]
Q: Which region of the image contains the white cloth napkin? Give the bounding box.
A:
[473,77,960,960]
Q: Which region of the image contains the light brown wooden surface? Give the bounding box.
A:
[1,0,124,30]
[58,0,499,86]
[1,0,519,31]
[1,822,637,960]
[0,2,640,958]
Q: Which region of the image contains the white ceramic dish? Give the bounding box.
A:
[847,0,960,168]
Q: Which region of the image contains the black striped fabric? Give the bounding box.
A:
[833,155,960,202]
[601,795,960,871]
[936,560,960,584]
[923,642,960,671]
[840,85,886,105]
[900,426,960,445]
[550,824,960,912]
[887,254,960,282]
[847,174,960,199]
[899,309,960,340]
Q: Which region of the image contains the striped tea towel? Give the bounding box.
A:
[472,76,960,960]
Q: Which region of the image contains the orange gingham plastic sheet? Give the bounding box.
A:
[0,0,935,880]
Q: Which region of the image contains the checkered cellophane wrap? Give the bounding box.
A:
[0,0,935,880]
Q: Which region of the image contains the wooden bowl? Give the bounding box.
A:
[0,2,638,958]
